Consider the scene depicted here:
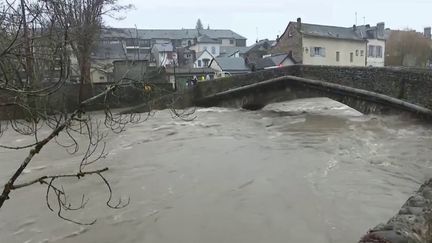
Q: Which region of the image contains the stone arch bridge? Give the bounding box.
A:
[191,65,432,119]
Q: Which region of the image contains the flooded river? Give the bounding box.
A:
[1,98,432,243]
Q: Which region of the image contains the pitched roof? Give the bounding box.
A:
[152,43,174,52]
[196,35,220,44]
[255,57,276,69]
[211,57,250,71]
[219,46,251,57]
[247,39,276,51]
[271,54,292,65]
[101,28,246,40]
[299,23,365,41]
[255,53,295,69]
[355,25,378,39]
[195,49,214,60]
[355,24,386,40]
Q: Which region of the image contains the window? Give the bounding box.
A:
[368,45,375,57]
[203,58,210,67]
[336,51,340,62]
[360,50,364,56]
[211,46,216,55]
[139,40,150,47]
[368,45,383,58]
[197,60,202,67]
[350,53,354,62]
[356,50,359,56]
[376,46,383,58]
[311,47,326,57]
[127,49,139,54]
[229,39,234,44]
[125,39,136,47]
[99,76,105,81]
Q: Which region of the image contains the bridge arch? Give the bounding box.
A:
[195,76,432,119]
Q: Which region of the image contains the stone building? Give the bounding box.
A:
[273,18,370,67]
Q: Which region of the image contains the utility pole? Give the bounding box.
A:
[173,60,177,91]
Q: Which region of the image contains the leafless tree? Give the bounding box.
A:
[0,0,194,225]
[386,29,432,67]
[45,0,133,102]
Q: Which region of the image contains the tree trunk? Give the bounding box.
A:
[78,56,92,104]
[20,0,40,121]
[20,0,35,87]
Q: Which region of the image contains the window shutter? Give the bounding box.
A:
[310,47,315,57]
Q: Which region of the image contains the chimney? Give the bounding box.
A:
[297,17,302,30]
[353,25,357,31]
[376,22,385,39]
[424,27,431,40]
[276,35,280,42]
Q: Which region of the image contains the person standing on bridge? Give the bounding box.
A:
[192,76,198,86]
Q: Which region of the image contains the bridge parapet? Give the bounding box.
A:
[193,65,432,110]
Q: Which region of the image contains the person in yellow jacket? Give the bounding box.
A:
[144,84,152,93]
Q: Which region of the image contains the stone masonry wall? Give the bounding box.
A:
[193,65,432,110]
[296,66,432,110]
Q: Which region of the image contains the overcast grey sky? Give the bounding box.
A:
[106,0,432,45]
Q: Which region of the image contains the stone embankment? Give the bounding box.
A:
[360,180,432,243]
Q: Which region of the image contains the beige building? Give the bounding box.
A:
[302,36,366,66]
[273,18,369,67]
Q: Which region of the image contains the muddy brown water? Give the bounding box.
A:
[1,98,432,243]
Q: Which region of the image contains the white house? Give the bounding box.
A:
[194,49,215,68]
[189,35,221,57]
[355,23,386,67]
[151,43,177,67]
